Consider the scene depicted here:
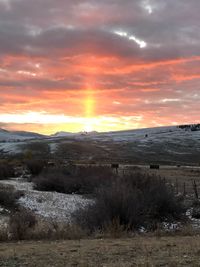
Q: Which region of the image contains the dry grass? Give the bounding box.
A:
[1,236,200,266]
[136,166,200,196]
[0,217,87,242]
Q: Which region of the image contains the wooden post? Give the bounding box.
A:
[111,163,119,175]
[192,179,199,199]
[183,182,186,196]
[176,178,179,194]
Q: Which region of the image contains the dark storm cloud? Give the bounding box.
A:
[0,0,200,60]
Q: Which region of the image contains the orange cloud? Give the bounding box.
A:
[1,0,200,134]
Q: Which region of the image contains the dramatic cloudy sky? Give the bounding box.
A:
[0,0,200,133]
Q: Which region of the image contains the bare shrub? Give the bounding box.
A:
[33,167,70,193]
[71,166,114,194]
[9,217,86,241]
[26,159,46,176]
[9,208,37,240]
[0,184,21,210]
[0,224,9,241]
[33,166,114,194]
[74,173,185,232]
[96,218,130,239]
[56,224,86,240]
[45,222,86,240]
[0,160,15,180]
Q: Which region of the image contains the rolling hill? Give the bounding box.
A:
[0,128,44,141]
[0,124,200,165]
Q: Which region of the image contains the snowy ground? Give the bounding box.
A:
[0,178,93,223]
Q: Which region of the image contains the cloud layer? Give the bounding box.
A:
[0,0,200,133]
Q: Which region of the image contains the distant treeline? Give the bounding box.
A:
[178,124,200,131]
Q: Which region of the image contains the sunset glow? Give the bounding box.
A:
[0,0,200,134]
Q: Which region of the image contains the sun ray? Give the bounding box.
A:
[83,87,95,132]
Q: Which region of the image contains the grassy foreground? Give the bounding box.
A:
[1,236,200,266]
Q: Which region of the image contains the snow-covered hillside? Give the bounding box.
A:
[51,131,78,138]
[0,128,44,141]
[51,131,98,138]
[84,125,200,142]
[0,125,200,164]
[75,125,200,164]
[1,124,199,143]
[0,129,46,154]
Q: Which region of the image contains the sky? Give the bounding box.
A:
[0,0,200,134]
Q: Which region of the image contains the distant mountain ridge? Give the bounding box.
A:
[51,130,99,138]
[51,131,76,137]
[0,128,45,141]
[0,123,200,142]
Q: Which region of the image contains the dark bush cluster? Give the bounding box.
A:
[26,159,46,176]
[33,166,114,194]
[33,167,69,193]
[0,161,15,180]
[0,185,22,210]
[74,173,185,232]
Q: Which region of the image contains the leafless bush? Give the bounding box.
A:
[0,184,21,210]
[33,166,114,194]
[0,225,9,241]
[9,215,86,241]
[26,159,46,176]
[0,161,15,180]
[74,173,185,232]
[42,222,86,240]
[9,208,37,240]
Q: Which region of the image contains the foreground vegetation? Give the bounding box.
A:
[33,165,114,194]
[0,163,187,241]
[0,160,15,180]
[74,172,185,232]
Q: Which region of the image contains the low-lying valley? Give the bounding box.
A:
[0,124,200,266]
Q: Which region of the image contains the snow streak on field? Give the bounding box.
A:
[0,178,93,222]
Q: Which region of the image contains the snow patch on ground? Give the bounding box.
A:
[186,208,200,229]
[0,178,93,223]
[19,191,92,222]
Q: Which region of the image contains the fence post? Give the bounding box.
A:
[192,179,199,199]
[175,178,179,194]
[183,182,186,196]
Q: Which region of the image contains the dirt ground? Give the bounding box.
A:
[1,236,200,266]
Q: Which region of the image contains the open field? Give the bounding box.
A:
[74,164,200,196]
[141,166,200,196]
[1,236,200,266]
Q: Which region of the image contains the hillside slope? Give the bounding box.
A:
[0,125,200,164]
[0,128,44,141]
